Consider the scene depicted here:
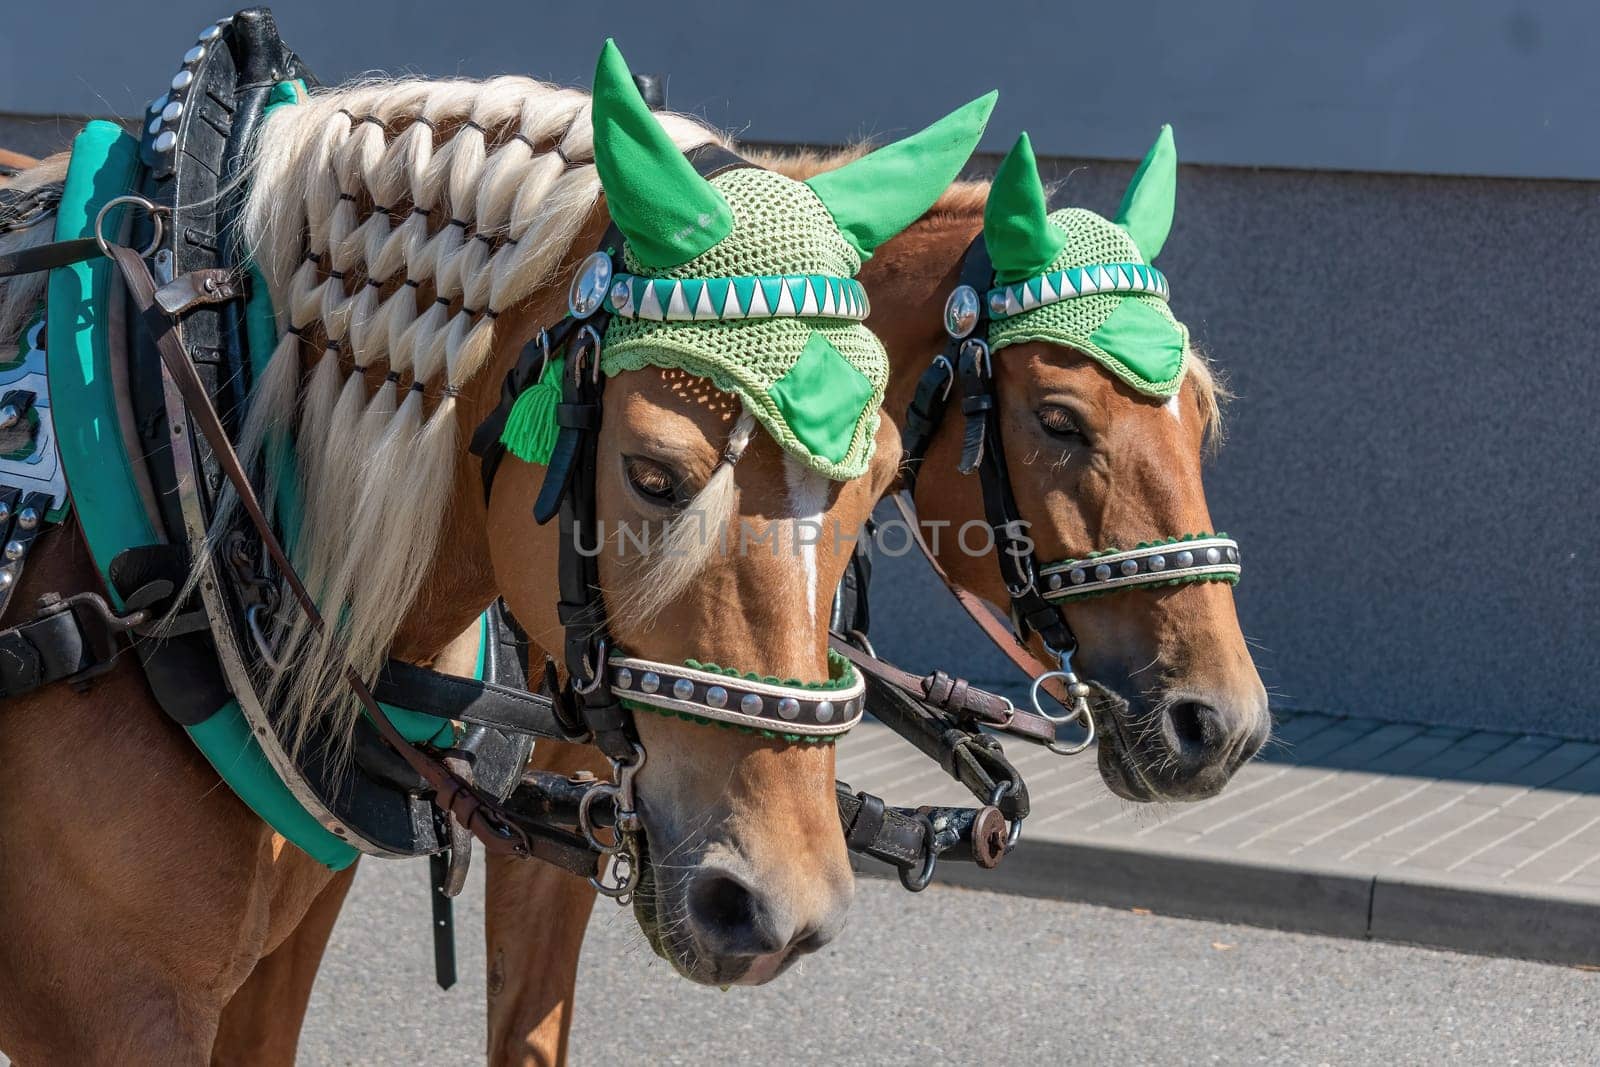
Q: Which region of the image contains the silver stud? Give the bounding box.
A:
[672,677,694,701]
[615,667,633,690]
[147,117,164,137]
[1094,563,1112,582]
[705,686,728,709]
[988,291,1008,317]
[1148,554,1166,572]
[148,93,169,115]
[1205,547,1222,565]
[0,405,19,430]
[567,251,612,318]
[1176,550,1194,568]
[1226,546,1238,563]
[197,24,223,42]
[0,503,10,525]
[815,700,835,723]
[154,131,178,154]
[944,285,980,339]
[0,571,13,590]
[162,100,184,123]
[609,279,631,309]
[1120,559,1139,576]
[1069,568,1087,585]
[740,693,763,715]
[183,45,206,65]
[17,508,38,531]
[171,70,194,92]
[777,697,800,720]
[1048,573,1063,591]
[4,541,24,562]
[640,672,660,694]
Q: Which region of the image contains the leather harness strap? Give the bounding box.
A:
[105,242,600,877]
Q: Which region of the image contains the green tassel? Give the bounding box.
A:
[500,356,564,466]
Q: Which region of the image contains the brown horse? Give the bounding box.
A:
[210,148,1268,1063]
[0,62,958,1059]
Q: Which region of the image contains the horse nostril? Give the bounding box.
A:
[686,869,784,957]
[1165,699,1213,758]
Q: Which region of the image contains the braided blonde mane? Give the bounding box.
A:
[236,76,722,752]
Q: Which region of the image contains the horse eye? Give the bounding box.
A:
[1037,405,1085,440]
[625,456,683,506]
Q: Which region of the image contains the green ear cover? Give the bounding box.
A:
[983,132,1068,285]
[591,39,733,269]
[1114,124,1177,262]
[803,90,998,262]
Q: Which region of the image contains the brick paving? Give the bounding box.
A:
[835,709,1600,965]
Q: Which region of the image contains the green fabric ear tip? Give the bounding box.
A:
[500,356,565,466]
[803,90,997,261]
[1114,124,1178,262]
[591,38,734,269]
[985,132,1068,285]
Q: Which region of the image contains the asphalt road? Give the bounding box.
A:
[296,860,1600,1066]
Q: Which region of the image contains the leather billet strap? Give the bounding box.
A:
[0,237,103,279]
[828,636,1052,747]
[853,664,1030,822]
[104,243,600,877]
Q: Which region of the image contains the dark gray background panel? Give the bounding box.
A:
[3,0,1599,179]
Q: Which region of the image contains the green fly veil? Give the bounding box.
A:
[982,127,1189,397]
[506,41,997,481]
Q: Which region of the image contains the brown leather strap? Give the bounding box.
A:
[829,636,1054,745]
[107,246,597,875]
[0,237,103,279]
[891,493,1071,704]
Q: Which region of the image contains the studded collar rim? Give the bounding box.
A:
[608,653,865,738]
[1037,535,1240,603]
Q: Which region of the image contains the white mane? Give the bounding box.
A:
[235,75,722,750]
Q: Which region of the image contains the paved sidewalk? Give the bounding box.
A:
[835,710,1600,966]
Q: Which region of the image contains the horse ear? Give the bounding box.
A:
[984,132,1067,284]
[804,91,997,262]
[591,39,733,269]
[1114,124,1177,262]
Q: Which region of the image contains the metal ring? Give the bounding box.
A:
[1048,706,1095,757]
[1031,669,1097,756]
[989,781,1023,851]
[94,195,164,259]
[898,812,940,892]
[590,850,637,900]
[576,782,626,855]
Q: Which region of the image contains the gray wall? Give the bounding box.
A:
[865,154,1600,742]
[3,0,1599,178]
[3,3,1595,738]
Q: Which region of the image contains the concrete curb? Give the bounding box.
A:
[856,835,1600,968]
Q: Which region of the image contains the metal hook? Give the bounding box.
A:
[898,812,940,892]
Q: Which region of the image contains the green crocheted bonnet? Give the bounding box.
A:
[983,128,1188,398]
[588,41,996,480]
